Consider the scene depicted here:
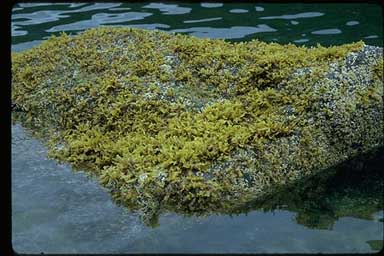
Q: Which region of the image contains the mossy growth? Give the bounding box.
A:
[12,27,383,226]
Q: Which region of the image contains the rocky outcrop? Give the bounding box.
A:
[11,27,383,225]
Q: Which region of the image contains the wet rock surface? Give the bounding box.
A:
[11,27,383,224]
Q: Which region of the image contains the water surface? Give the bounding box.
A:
[12,2,383,49]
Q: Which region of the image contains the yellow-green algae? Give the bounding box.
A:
[12,27,383,226]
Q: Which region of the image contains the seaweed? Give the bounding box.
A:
[12,27,383,226]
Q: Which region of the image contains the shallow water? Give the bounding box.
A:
[11,2,383,253]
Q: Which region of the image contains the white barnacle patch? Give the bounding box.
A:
[138,173,148,185]
[72,70,78,79]
[160,64,172,73]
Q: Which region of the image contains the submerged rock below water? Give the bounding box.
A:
[233,147,384,230]
[11,27,383,225]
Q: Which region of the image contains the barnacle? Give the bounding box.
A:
[12,27,383,226]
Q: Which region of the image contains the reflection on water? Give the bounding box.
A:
[142,3,192,15]
[171,25,276,39]
[183,17,222,24]
[312,28,342,35]
[201,3,224,9]
[11,2,383,47]
[346,20,359,26]
[45,12,153,32]
[11,2,383,253]
[258,12,324,19]
[237,148,384,231]
[229,9,249,14]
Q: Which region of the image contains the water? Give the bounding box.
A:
[11,2,383,253]
[12,2,383,49]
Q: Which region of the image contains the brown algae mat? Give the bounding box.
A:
[12,27,383,225]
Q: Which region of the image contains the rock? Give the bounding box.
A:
[11,27,383,222]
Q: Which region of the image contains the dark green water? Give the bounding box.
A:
[12,2,383,49]
[11,2,383,253]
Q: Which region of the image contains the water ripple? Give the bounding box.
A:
[68,3,88,8]
[311,28,342,35]
[259,12,324,20]
[70,3,122,12]
[109,7,132,11]
[12,3,124,33]
[255,6,265,12]
[364,35,379,39]
[293,38,309,43]
[142,3,192,15]
[201,3,223,8]
[346,21,359,26]
[46,12,153,32]
[11,25,28,37]
[18,3,64,8]
[125,23,171,30]
[13,10,70,26]
[171,25,277,39]
[229,9,249,14]
[183,17,223,24]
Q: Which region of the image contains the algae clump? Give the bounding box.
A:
[11,27,383,225]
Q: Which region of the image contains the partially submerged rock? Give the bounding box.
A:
[12,27,383,225]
